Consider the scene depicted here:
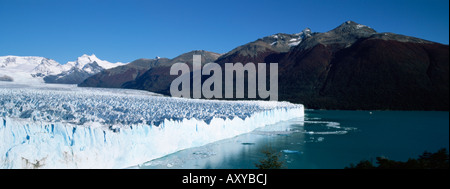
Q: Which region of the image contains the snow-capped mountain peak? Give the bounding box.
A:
[287,28,313,47]
[0,56,56,69]
[44,54,127,84]
[295,28,312,37]
[78,54,100,64]
[0,54,127,85]
[0,55,66,84]
[0,55,64,75]
[65,54,125,72]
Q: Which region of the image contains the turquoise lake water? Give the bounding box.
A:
[139,110,449,169]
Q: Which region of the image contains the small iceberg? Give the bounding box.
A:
[281,150,301,154]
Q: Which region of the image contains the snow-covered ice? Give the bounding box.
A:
[356,24,369,29]
[288,41,302,47]
[0,56,64,84]
[0,54,126,84]
[0,83,304,168]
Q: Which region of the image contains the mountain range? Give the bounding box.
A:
[0,54,125,84]
[217,21,448,110]
[1,21,448,110]
[78,50,221,89]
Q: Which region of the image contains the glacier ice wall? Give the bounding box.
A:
[0,84,304,169]
[0,108,303,169]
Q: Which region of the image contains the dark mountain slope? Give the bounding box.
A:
[278,37,449,110]
[122,50,221,94]
[78,58,169,88]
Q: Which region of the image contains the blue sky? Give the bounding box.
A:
[0,0,448,64]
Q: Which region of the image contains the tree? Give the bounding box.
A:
[255,146,286,169]
[346,148,449,169]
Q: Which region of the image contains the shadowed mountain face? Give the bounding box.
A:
[122,50,221,94]
[80,21,449,110]
[44,67,97,84]
[278,39,449,110]
[44,62,105,84]
[78,58,169,88]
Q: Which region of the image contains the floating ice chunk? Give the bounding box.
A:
[304,131,348,135]
[325,122,341,129]
[281,150,301,154]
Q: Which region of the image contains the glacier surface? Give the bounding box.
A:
[0,84,304,168]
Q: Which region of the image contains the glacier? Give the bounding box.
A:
[0,83,304,169]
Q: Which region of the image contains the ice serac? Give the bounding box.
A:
[0,85,304,169]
